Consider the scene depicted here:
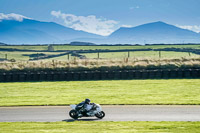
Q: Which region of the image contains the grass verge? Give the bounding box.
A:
[1,57,200,71]
[1,121,200,133]
[0,79,200,106]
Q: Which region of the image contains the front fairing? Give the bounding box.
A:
[70,104,77,110]
[95,104,102,111]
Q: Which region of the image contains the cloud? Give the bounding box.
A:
[121,25,132,28]
[0,13,30,22]
[129,6,140,10]
[176,25,200,33]
[51,11,118,36]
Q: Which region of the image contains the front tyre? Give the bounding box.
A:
[69,110,78,119]
[95,111,105,119]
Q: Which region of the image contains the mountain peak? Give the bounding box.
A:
[1,18,200,44]
[153,21,166,24]
[109,21,200,44]
[142,21,170,27]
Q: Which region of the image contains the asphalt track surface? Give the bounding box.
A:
[0,105,200,122]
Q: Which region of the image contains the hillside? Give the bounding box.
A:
[107,21,200,44]
[0,19,102,44]
[0,42,6,45]
[1,19,200,44]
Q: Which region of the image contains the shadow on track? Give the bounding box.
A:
[62,118,100,122]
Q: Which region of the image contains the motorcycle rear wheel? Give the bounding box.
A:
[69,110,79,119]
[95,111,105,119]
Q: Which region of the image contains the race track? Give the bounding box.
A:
[0,105,200,122]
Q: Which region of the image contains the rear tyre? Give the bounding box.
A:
[69,110,79,119]
[95,111,105,119]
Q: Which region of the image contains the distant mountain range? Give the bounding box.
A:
[0,18,200,44]
[0,19,102,44]
[107,21,200,44]
[0,42,6,45]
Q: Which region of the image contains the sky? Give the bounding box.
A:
[0,0,200,36]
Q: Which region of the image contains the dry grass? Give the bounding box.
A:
[0,57,200,71]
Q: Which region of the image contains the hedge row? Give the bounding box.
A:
[0,69,199,82]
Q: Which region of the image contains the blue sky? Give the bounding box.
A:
[0,0,200,35]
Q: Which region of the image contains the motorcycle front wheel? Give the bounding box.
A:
[69,110,79,119]
[95,111,105,119]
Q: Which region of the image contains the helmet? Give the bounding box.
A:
[85,98,90,104]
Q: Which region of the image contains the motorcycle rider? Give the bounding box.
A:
[76,98,91,116]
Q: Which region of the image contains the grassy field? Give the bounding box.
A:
[53,44,200,51]
[81,51,199,59]
[0,51,65,61]
[1,44,200,51]
[0,44,200,61]
[1,121,200,133]
[0,79,200,106]
[43,54,73,61]
[1,51,199,61]
[0,45,48,50]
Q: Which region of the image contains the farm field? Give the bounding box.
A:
[0,79,200,106]
[1,121,200,133]
[0,44,200,51]
[0,45,48,51]
[53,44,200,51]
[81,51,199,59]
[43,54,73,61]
[0,51,65,61]
[0,44,200,61]
[0,51,199,62]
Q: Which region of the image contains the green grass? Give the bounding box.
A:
[44,54,73,61]
[1,44,200,51]
[0,51,65,61]
[53,44,200,51]
[82,51,199,59]
[1,50,198,62]
[0,45,48,50]
[0,45,200,61]
[1,121,200,133]
[0,79,200,106]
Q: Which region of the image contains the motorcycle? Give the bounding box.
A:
[69,103,105,119]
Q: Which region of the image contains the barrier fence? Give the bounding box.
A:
[0,69,199,82]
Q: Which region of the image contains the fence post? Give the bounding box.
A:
[128,51,130,58]
[68,54,70,60]
[37,53,39,60]
[159,51,161,58]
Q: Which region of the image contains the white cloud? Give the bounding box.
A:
[0,13,30,22]
[51,11,118,36]
[176,25,200,33]
[129,6,140,10]
[121,25,132,28]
